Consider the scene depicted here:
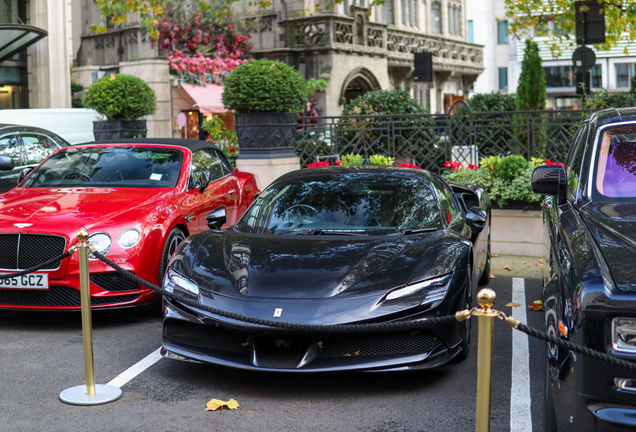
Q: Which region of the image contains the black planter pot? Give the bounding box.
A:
[234,112,298,158]
[93,120,147,140]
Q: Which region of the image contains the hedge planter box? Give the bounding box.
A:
[93,120,148,140]
[235,112,297,159]
[491,209,543,257]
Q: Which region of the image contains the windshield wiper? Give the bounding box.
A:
[387,228,438,236]
[277,229,369,236]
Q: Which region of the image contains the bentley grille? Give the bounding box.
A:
[0,286,140,307]
[0,234,67,270]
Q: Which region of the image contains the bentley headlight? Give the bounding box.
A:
[163,269,200,299]
[612,318,636,354]
[87,233,111,259]
[383,274,452,307]
[118,229,141,248]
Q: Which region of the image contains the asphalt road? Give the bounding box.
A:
[0,276,545,432]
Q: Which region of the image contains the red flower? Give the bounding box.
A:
[229,148,236,153]
[546,159,565,166]
[468,163,479,171]
[397,163,421,168]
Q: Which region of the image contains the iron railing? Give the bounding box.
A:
[295,102,599,173]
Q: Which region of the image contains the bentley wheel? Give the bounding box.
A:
[544,351,558,432]
[158,227,187,285]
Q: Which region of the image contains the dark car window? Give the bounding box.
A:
[567,123,588,197]
[235,172,443,235]
[21,146,184,188]
[431,177,459,225]
[191,149,228,184]
[21,133,61,165]
[594,125,636,199]
[0,133,23,166]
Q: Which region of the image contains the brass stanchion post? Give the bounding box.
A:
[473,289,498,432]
[59,230,122,405]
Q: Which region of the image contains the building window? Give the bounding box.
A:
[591,64,602,88]
[421,1,427,31]
[616,63,636,88]
[431,2,441,33]
[382,0,394,24]
[498,67,508,90]
[468,20,474,42]
[448,4,453,35]
[545,64,602,88]
[497,20,508,44]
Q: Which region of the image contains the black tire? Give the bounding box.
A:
[158,227,187,285]
[544,351,558,432]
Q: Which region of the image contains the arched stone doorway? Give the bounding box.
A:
[339,68,381,105]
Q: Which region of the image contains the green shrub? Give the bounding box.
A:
[584,88,636,109]
[339,153,364,166]
[83,74,156,121]
[340,89,437,155]
[369,154,395,166]
[516,40,547,111]
[468,92,517,112]
[497,155,528,182]
[465,93,519,157]
[222,59,307,113]
[202,116,239,166]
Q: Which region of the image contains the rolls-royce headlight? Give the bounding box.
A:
[382,273,452,307]
[612,318,636,354]
[118,229,141,248]
[87,233,111,259]
[163,269,200,299]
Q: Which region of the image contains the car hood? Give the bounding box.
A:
[583,202,636,291]
[181,229,470,299]
[0,187,173,230]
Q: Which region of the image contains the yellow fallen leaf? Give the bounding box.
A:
[109,73,116,80]
[206,398,240,411]
[491,253,499,257]
[528,300,543,311]
[490,273,496,279]
[504,266,513,271]
[539,258,544,264]
[248,411,253,413]
[505,302,521,307]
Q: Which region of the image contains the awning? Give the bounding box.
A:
[181,83,228,113]
[0,24,47,63]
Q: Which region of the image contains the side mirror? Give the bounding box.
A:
[18,167,34,183]
[206,206,226,230]
[198,169,211,194]
[0,155,13,171]
[532,165,567,203]
[466,206,487,230]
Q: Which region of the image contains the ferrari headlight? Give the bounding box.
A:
[163,269,200,299]
[384,274,452,307]
[612,318,636,354]
[118,229,141,248]
[87,233,111,259]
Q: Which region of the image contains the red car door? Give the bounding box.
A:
[191,149,239,231]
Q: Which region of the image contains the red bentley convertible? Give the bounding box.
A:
[0,139,259,310]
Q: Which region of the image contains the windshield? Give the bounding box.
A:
[235,173,443,235]
[595,125,636,199]
[21,146,184,188]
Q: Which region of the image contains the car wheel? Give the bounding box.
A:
[544,350,558,432]
[478,232,491,286]
[158,227,187,286]
[457,265,472,360]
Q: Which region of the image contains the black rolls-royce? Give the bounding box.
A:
[161,166,492,372]
[533,108,636,431]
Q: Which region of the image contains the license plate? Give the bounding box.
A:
[0,273,49,290]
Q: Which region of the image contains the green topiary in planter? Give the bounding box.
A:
[83,74,157,140]
[222,59,308,158]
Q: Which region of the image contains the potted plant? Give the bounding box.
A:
[83,74,157,140]
[222,59,307,158]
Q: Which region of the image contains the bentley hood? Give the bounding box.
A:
[0,187,173,230]
[182,230,470,299]
[583,202,636,292]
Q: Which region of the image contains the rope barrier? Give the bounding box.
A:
[90,249,464,334]
[0,249,76,280]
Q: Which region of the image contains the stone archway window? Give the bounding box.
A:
[339,68,381,105]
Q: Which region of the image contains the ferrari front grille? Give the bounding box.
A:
[319,331,441,358]
[0,234,66,270]
[0,286,140,307]
[163,319,252,354]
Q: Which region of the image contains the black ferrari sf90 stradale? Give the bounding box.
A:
[161,166,491,372]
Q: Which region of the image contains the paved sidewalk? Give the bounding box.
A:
[491,255,543,280]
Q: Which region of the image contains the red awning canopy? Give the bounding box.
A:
[180,83,227,113]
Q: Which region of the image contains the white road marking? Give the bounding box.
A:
[510,277,532,432]
[107,347,163,388]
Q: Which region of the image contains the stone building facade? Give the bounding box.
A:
[248,0,484,115]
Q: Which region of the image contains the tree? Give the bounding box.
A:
[516,40,547,111]
[504,0,636,56]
